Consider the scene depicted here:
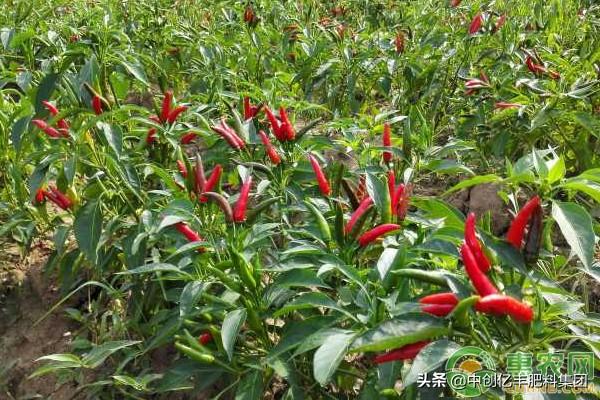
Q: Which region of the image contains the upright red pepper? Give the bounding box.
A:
[146,128,157,144]
[177,160,188,178]
[258,130,281,165]
[160,91,173,123]
[383,123,392,163]
[387,170,395,200]
[92,95,103,115]
[506,196,541,249]
[167,105,187,124]
[392,183,411,220]
[233,176,252,223]
[464,213,491,273]
[264,107,284,141]
[468,12,483,35]
[358,224,401,247]
[345,196,373,234]
[279,107,296,141]
[460,243,498,297]
[308,154,331,196]
[475,294,533,323]
[200,165,223,203]
[374,341,430,364]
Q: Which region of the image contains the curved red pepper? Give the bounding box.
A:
[279,107,296,141]
[383,123,392,163]
[199,165,223,203]
[167,105,187,124]
[264,107,285,141]
[345,196,373,234]
[421,304,455,317]
[506,196,541,248]
[465,213,491,273]
[460,243,498,297]
[358,223,401,247]
[181,132,196,144]
[44,186,72,210]
[258,130,281,165]
[308,154,331,197]
[42,100,59,115]
[468,12,483,35]
[475,294,533,323]
[211,120,245,149]
[233,176,253,223]
[146,128,157,144]
[374,341,430,364]
[32,119,61,138]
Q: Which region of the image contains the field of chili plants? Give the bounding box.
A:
[1,0,600,399]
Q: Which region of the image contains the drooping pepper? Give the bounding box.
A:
[475,294,534,323]
[394,32,404,54]
[257,130,281,165]
[43,186,73,210]
[211,119,246,149]
[492,14,507,33]
[308,154,331,197]
[32,119,62,139]
[41,100,70,132]
[175,222,203,242]
[383,123,392,163]
[194,154,206,198]
[374,341,430,364]
[233,176,253,223]
[264,107,285,141]
[460,243,498,297]
[358,223,401,247]
[200,165,223,203]
[464,213,491,273]
[506,196,541,249]
[181,132,197,144]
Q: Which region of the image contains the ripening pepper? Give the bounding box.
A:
[308,154,331,197]
[160,91,173,123]
[394,31,404,54]
[460,243,498,297]
[387,170,395,200]
[475,294,534,323]
[391,183,411,220]
[506,196,541,249]
[374,341,430,364]
[233,176,253,223]
[278,107,296,140]
[525,56,546,74]
[464,213,491,273]
[383,123,392,163]
[345,196,373,234]
[358,223,401,247]
[495,102,521,110]
[356,175,367,201]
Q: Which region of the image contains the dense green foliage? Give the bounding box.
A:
[1,0,599,399]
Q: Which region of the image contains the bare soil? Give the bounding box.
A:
[0,242,79,400]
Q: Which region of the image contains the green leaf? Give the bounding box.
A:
[351,314,448,353]
[82,340,140,369]
[313,330,355,385]
[552,201,595,269]
[547,156,566,184]
[74,199,103,265]
[267,317,335,361]
[98,122,123,158]
[443,174,501,195]
[221,309,247,361]
[404,340,461,386]
[11,116,29,152]
[36,353,82,364]
[274,292,356,321]
[179,281,207,318]
[366,172,391,223]
[121,59,149,86]
[117,263,189,277]
[562,179,600,203]
[274,269,329,289]
[377,247,400,280]
[34,73,59,114]
[235,370,263,400]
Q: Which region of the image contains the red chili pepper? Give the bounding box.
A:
[175,222,203,242]
[475,294,534,323]
[525,56,546,74]
[374,341,430,364]
[308,154,331,196]
[464,213,491,273]
[42,100,59,116]
[92,95,103,115]
[177,160,188,178]
[548,70,560,80]
[383,123,392,163]
[200,165,223,203]
[264,107,285,141]
[181,132,196,144]
[394,32,404,54]
[211,120,245,149]
[421,304,455,317]
[468,12,483,35]
[160,91,173,123]
[393,183,411,220]
[32,119,61,139]
[345,196,373,234]
[198,332,213,345]
[42,186,72,210]
[194,155,206,198]
[460,244,498,297]
[391,183,404,216]
[33,188,45,205]
[279,107,296,140]
[233,176,252,223]
[167,105,187,124]
[358,223,401,247]
[450,0,461,6]
[387,170,395,200]
[419,292,459,305]
[493,14,507,33]
[506,196,541,249]
[146,128,157,144]
[243,97,261,120]
[495,102,521,110]
[258,130,281,165]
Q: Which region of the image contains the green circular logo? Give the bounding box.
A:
[445,346,497,397]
